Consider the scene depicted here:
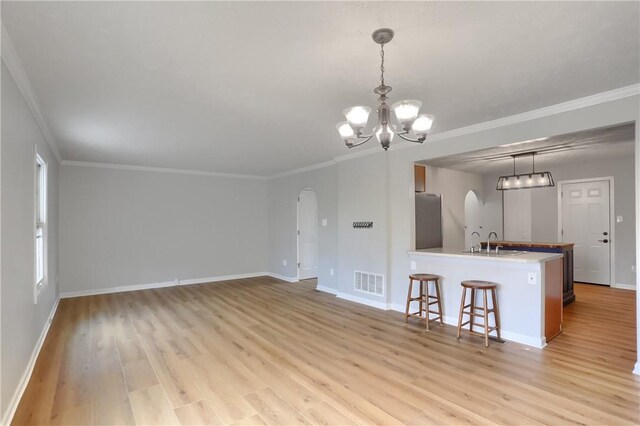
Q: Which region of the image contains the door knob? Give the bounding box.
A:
[598,239,609,243]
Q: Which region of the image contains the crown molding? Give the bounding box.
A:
[269,159,338,179]
[419,84,640,146]
[60,160,267,180]
[1,25,62,163]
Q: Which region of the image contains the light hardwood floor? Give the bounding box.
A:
[12,278,639,425]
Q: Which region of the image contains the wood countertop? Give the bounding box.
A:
[480,241,574,249]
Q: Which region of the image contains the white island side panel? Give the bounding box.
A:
[408,251,547,348]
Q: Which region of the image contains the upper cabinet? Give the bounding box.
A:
[414,164,426,193]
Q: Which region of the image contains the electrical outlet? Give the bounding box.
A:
[410,261,417,271]
[330,268,334,276]
[322,219,328,227]
[174,278,180,286]
[527,272,536,285]
[282,259,287,266]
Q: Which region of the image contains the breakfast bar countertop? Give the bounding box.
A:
[409,247,564,264]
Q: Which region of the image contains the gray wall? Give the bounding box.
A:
[267,165,338,288]
[480,173,505,240]
[59,166,268,293]
[1,61,59,419]
[337,153,390,300]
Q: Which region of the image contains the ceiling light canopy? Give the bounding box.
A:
[337,28,435,151]
[496,153,555,191]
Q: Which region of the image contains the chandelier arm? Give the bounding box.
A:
[346,135,374,149]
[395,133,425,144]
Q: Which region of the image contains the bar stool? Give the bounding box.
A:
[404,274,444,330]
[456,280,501,347]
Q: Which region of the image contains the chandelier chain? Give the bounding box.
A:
[380,44,385,86]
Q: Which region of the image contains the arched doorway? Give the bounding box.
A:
[297,189,318,280]
[464,190,481,249]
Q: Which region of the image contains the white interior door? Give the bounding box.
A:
[297,190,318,280]
[561,180,611,285]
[503,190,532,241]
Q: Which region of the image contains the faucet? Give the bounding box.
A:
[470,231,481,253]
[487,231,499,253]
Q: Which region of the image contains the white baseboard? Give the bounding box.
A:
[337,295,546,348]
[633,362,640,376]
[316,285,338,295]
[389,303,406,313]
[612,283,636,291]
[335,292,390,310]
[438,314,546,348]
[266,272,299,283]
[2,297,60,426]
[180,272,268,286]
[60,272,269,298]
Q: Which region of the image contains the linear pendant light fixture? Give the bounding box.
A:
[496,152,555,190]
[336,28,435,151]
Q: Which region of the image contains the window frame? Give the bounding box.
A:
[34,151,47,303]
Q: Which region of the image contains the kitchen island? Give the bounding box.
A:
[408,248,564,348]
[480,241,575,305]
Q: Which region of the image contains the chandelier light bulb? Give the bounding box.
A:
[392,100,422,126]
[336,122,355,139]
[412,114,435,136]
[343,106,371,128]
[375,124,394,148]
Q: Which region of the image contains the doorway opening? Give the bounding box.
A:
[464,190,481,249]
[297,189,318,280]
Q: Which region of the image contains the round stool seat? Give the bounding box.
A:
[461,280,497,290]
[409,273,439,281]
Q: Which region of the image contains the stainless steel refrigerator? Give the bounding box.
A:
[415,193,443,249]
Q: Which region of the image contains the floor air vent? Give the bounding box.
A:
[354,271,384,296]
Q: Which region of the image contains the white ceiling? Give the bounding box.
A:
[421,123,636,175]
[2,1,639,176]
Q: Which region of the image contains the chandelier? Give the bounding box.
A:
[496,153,555,190]
[336,28,435,151]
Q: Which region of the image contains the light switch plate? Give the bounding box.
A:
[322,219,328,227]
[616,215,623,223]
[330,268,334,276]
[527,272,536,285]
[282,259,287,266]
[410,261,417,271]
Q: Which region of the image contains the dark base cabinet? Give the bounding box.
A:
[481,242,575,306]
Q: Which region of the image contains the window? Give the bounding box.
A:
[35,153,47,301]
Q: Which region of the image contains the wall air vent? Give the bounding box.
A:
[354,271,384,296]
